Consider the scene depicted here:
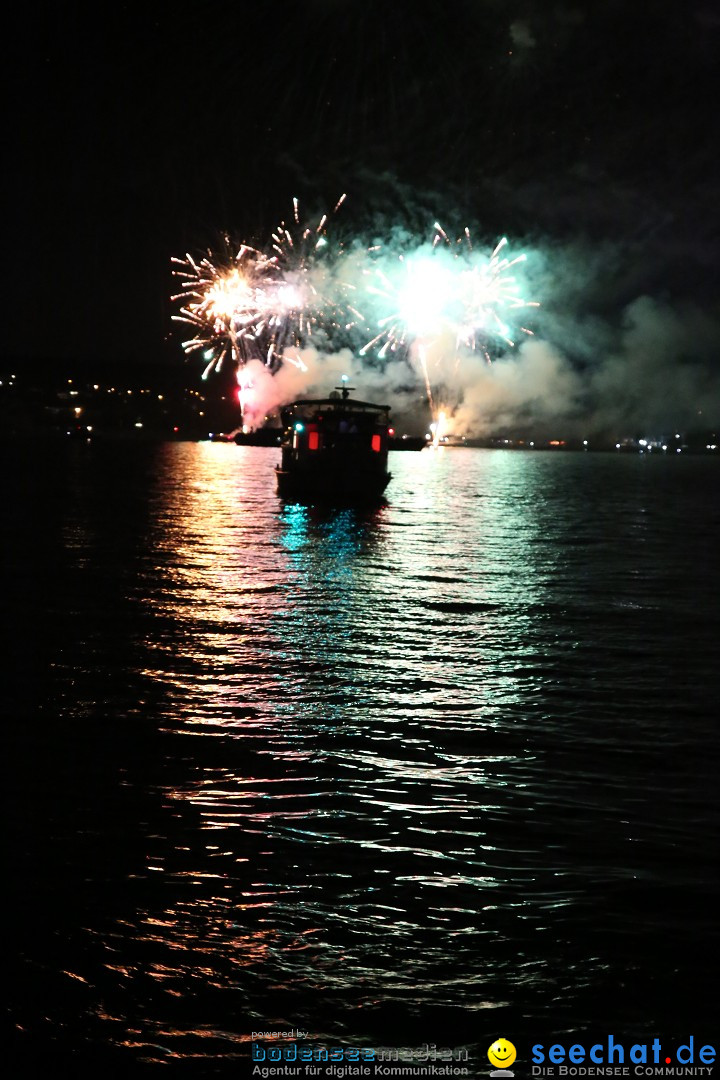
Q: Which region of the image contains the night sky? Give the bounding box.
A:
[6,1,720,434]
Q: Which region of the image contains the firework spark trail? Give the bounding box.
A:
[429,408,449,449]
[416,343,436,416]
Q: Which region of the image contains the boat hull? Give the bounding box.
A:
[275,464,390,502]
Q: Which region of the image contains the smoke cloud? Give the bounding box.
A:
[245,234,720,440]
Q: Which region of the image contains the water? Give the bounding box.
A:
[6,442,720,1072]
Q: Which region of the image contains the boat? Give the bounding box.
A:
[389,434,427,451]
[275,384,392,501]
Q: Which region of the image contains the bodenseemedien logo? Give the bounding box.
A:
[488,1038,517,1076]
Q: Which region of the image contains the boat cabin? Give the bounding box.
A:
[275,385,392,499]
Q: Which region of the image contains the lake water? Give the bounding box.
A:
[6,442,720,1073]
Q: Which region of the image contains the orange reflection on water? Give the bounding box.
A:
[141,442,293,730]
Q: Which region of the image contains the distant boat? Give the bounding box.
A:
[389,434,427,451]
[233,428,282,446]
[275,384,392,501]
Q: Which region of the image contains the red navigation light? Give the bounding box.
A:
[371,434,381,452]
[388,428,395,436]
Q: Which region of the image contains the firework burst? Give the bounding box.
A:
[358,226,539,439]
[171,196,350,386]
[170,243,275,379]
[361,227,538,363]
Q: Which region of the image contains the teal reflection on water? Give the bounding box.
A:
[280,504,386,571]
[272,506,389,719]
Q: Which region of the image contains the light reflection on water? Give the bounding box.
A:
[7,441,720,1066]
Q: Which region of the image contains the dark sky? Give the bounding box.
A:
[5,0,720,431]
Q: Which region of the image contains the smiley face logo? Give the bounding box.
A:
[488,1038,517,1070]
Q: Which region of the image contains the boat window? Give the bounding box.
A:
[371,434,381,452]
